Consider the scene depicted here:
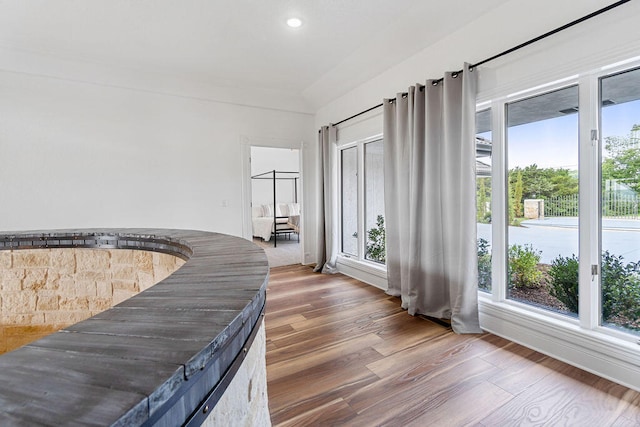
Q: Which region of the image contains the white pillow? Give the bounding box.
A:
[288,203,300,216]
[262,204,273,217]
[278,203,289,217]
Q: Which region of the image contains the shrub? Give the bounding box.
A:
[508,244,543,288]
[548,254,579,313]
[601,251,640,326]
[366,215,386,264]
[477,238,492,291]
[548,251,640,329]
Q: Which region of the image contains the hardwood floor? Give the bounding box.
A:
[265,264,640,427]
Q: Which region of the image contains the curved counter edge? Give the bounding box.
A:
[0,229,269,426]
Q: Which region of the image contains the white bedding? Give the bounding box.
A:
[252,217,290,241]
[252,203,300,241]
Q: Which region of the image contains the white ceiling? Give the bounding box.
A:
[0,0,511,108]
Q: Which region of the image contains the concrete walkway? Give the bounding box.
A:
[478,218,640,264]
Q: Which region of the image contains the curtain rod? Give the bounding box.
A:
[332,0,631,127]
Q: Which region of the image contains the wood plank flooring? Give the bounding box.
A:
[265,264,640,427]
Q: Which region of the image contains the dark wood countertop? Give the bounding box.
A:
[0,229,269,426]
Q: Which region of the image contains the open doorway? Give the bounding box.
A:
[250,146,301,267]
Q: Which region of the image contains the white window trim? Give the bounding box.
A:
[336,133,386,285]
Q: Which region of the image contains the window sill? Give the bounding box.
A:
[336,255,387,290]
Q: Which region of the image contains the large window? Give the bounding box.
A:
[339,137,385,265]
[600,67,640,335]
[478,59,640,340]
[505,85,580,316]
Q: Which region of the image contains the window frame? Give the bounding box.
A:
[337,134,387,279]
[478,58,640,344]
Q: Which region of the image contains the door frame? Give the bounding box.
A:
[241,135,305,263]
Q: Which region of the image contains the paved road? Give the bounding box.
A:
[477,218,640,264]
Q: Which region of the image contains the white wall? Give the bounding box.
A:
[0,70,314,236]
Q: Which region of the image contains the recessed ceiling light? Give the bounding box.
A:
[287,18,302,28]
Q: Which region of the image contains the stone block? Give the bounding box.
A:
[12,250,51,268]
[22,269,48,291]
[138,271,156,291]
[96,281,113,298]
[0,251,12,269]
[75,270,107,282]
[74,281,98,298]
[50,249,77,273]
[110,249,134,265]
[111,265,136,281]
[59,296,90,311]
[36,295,60,311]
[1,279,23,292]
[75,249,110,271]
[3,268,26,281]
[48,274,74,292]
[112,280,139,293]
[2,292,37,313]
[44,310,90,326]
[134,251,154,274]
[1,312,45,326]
[89,298,112,312]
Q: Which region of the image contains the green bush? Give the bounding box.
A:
[508,244,543,288]
[601,251,640,326]
[548,251,640,329]
[548,254,579,313]
[366,215,386,264]
[477,238,492,291]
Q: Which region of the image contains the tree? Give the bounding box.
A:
[602,123,640,194]
[476,177,490,223]
[513,171,524,218]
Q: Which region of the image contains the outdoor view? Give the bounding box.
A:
[341,146,358,256]
[475,70,640,335]
[364,140,385,264]
[505,85,580,316]
[600,67,640,334]
[476,109,492,292]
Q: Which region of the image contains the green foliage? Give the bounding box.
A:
[366,215,386,264]
[548,254,579,313]
[508,244,543,288]
[476,177,491,223]
[513,171,524,218]
[508,181,515,225]
[601,251,640,326]
[547,251,640,330]
[508,164,578,201]
[477,238,492,291]
[602,124,640,194]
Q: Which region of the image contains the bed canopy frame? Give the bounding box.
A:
[251,170,299,247]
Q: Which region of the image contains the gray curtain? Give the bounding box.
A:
[314,125,338,274]
[383,64,481,334]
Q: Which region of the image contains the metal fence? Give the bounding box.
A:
[545,193,639,219]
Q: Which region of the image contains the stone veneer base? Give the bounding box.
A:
[0,229,270,426]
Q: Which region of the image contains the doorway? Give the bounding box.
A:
[248,145,302,267]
